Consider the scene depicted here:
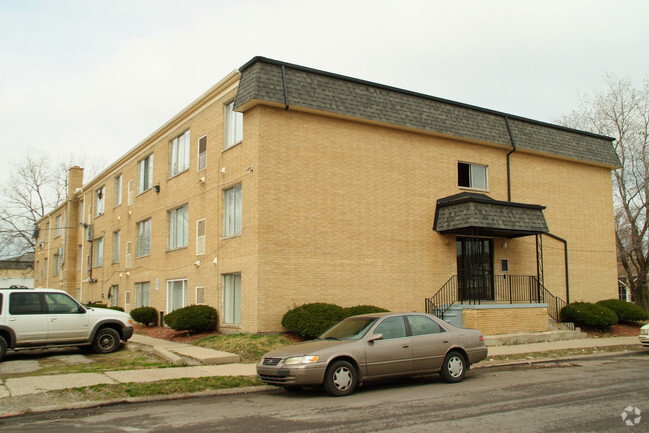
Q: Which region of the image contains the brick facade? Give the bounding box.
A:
[34,58,620,334]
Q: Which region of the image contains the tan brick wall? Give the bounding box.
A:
[462,306,548,335]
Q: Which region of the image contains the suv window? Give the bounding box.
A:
[9,292,45,315]
[45,293,82,314]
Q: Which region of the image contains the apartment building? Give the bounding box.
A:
[34,57,620,334]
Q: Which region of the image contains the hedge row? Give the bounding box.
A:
[560,299,648,330]
[281,303,389,339]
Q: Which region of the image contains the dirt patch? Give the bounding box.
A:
[133,324,305,344]
[584,323,644,338]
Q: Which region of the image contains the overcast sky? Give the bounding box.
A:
[1,0,648,186]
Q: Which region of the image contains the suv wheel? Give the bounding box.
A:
[0,335,7,362]
[92,328,121,354]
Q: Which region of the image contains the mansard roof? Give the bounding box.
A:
[234,56,620,168]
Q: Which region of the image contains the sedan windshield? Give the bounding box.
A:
[319,317,377,340]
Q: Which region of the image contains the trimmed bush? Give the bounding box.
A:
[130,306,158,326]
[343,305,389,317]
[596,299,649,323]
[164,305,218,332]
[560,302,618,330]
[86,303,108,309]
[282,303,345,339]
[108,306,125,312]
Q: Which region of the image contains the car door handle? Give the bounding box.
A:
[402,345,409,349]
[51,317,58,322]
[443,340,449,344]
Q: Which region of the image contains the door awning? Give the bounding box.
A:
[433,192,549,238]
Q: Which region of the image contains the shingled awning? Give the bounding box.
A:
[433,193,549,238]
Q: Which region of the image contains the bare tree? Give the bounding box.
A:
[559,75,649,312]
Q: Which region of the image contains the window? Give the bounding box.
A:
[406,315,444,336]
[44,293,80,314]
[114,174,123,206]
[95,186,106,216]
[196,286,205,304]
[127,179,134,205]
[55,215,62,237]
[138,154,154,193]
[167,279,187,312]
[126,241,132,268]
[223,273,241,324]
[196,219,206,255]
[167,205,188,250]
[458,162,488,190]
[112,231,121,263]
[44,258,48,280]
[374,316,407,339]
[198,135,207,170]
[223,184,242,237]
[79,200,84,224]
[53,248,60,276]
[136,219,151,257]
[169,130,190,177]
[93,237,104,267]
[109,285,119,307]
[10,292,45,315]
[77,245,82,271]
[134,282,150,308]
[224,101,243,149]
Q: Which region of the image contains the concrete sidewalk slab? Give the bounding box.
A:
[5,373,116,396]
[105,364,257,383]
[167,346,240,365]
[487,336,640,356]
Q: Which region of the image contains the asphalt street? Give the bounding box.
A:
[0,352,647,432]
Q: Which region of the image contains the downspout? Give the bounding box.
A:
[504,116,517,202]
[545,232,570,304]
[281,65,290,110]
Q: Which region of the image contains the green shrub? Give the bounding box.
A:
[109,306,125,312]
[281,303,345,339]
[560,302,618,330]
[596,299,649,322]
[164,305,218,332]
[87,303,108,309]
[343,305,389,317]
[130,306,158,326]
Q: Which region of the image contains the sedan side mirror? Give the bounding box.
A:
[368,333,384,343]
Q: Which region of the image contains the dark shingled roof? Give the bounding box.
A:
[234,56,620,168]
[433,193,549,238]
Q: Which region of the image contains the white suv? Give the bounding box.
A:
[0,286,134,361]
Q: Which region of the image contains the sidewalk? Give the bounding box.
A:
[0,333,644,412]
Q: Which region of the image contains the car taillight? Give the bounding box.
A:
[479,335,484,341]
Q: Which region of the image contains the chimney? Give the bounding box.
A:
[68,166,84,198]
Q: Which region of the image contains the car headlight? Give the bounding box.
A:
[641,328,649,336]
[283,356,320,365]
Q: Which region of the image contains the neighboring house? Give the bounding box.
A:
[33,57,621,335]
[0,252,34,287]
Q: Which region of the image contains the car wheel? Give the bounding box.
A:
[92,328,121,354]
[323,360,357,397]
[440,350,466,383]
[0,335,7,362]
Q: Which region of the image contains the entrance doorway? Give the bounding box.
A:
[456,237,494,302]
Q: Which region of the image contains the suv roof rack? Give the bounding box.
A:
[1,285,33,290]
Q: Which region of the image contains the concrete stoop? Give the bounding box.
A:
[484,329,587,346]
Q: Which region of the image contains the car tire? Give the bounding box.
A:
[440,350,466,383]
[0,335,7,362]
[92,328,121,354]
[323,360,357,397]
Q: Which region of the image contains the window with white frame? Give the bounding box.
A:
[167,279,187,312]
[224,101,243,149]
[112,230,120,263]
[196,286,205,304]
[134,282,150,308]
[458,162,488,190]
[223,273,241,324]
[55,214,62,237]
[53,248,60,276]
[198,135,207,170]
[126,241,132,268]
[114,174,122,206]
[223,184,242,237]
[169,130,190,177]
[167,205,188,250]
[127,179,134,205]
[109,285,119,307]
[136,219,151,257]
[95,186,106,216]
[77,245,82,271]
[196,219,206,255]
[93,237,104,267]
[138,154,154,193]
